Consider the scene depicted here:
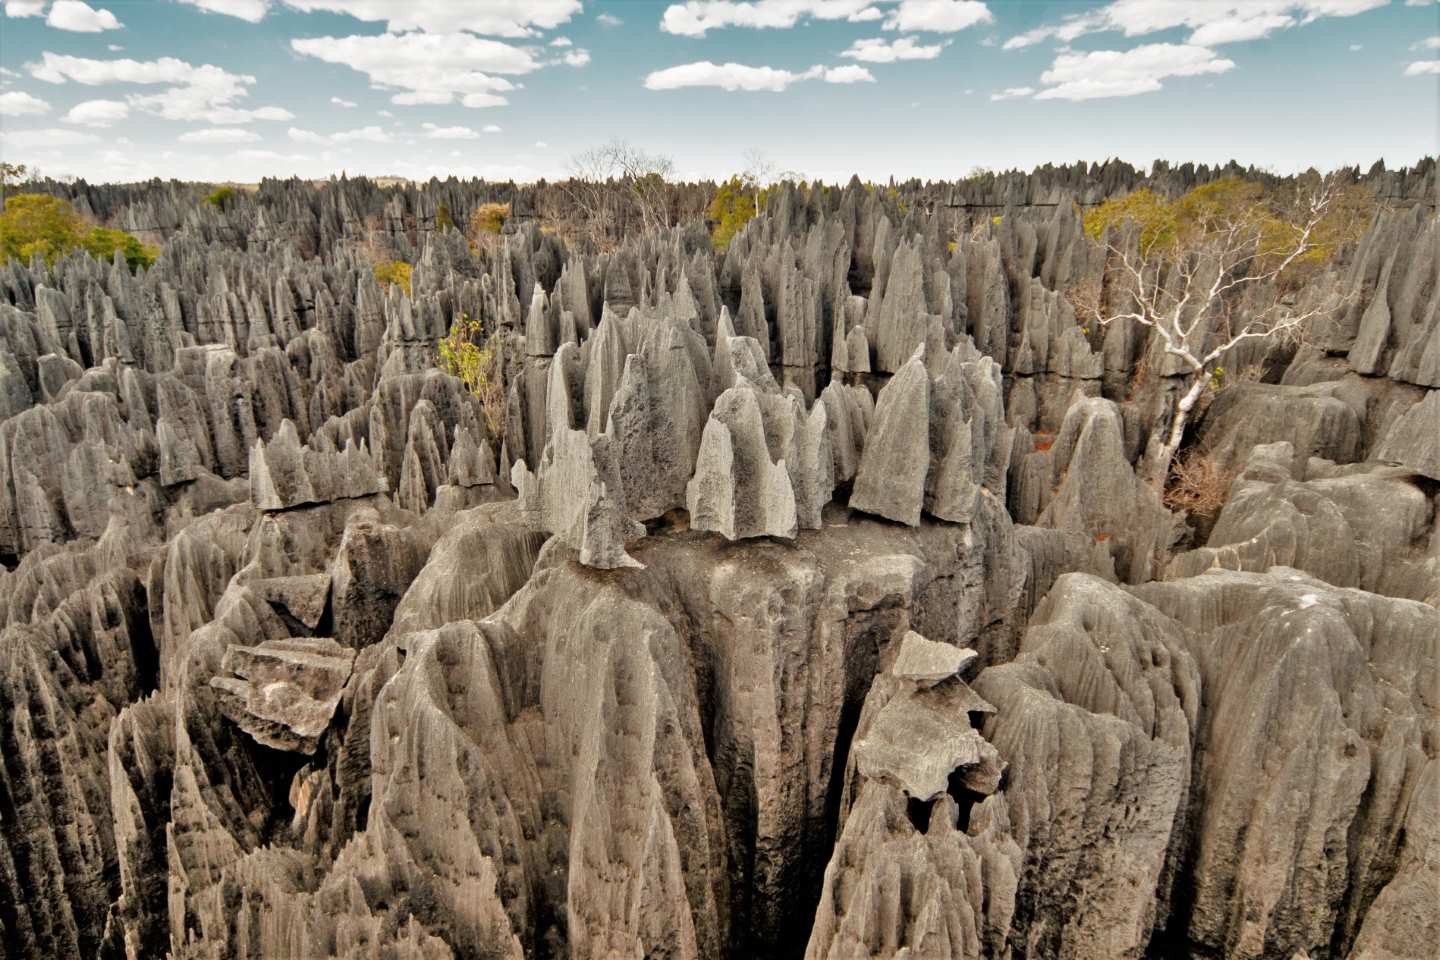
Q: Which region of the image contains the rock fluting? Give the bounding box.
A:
[0,161,1435,960]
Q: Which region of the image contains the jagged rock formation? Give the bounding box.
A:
[1169,442,1440,602]
[0,162,1436,960]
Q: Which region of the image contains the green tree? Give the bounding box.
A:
[82,227,159,270]
[436,202,454,232]
[0,193,83,263]
[0,193,158,269]
[707,176,765,251]
[437,314,505,440]
[1073,175,1361,491]
[205,186,236,209]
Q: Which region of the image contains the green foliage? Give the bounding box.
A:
[1082,187,1178,253]
[436,202,454,232]
[707,176,765,252]
[82,226,159,270]
[1082,177,1374,278]
[0,192,157,269]
[470,202,509,237]
[205,186,236,209]
[437,314,505,440]
[373,259,412,294]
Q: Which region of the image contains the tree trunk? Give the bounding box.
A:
[1142,376,1208,493]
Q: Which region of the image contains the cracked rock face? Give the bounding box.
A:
[1,164,1436,960]
[210,637,355,753]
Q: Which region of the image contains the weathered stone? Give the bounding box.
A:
[210,637,355,753]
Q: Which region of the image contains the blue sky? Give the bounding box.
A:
[0,1,1436,184]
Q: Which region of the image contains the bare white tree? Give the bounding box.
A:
[738,149,803,215]
[565,139,676,238]
[1073,177,1342,490]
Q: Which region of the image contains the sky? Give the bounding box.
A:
[0,0,1437,185]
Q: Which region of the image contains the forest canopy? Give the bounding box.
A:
[0,193,159,270]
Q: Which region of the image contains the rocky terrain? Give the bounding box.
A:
[0,159,1435,960]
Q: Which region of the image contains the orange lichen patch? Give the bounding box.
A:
[1033,439,1054,452]
[1094,533,1110,542]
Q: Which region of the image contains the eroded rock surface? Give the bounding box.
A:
[1,163,1435,960]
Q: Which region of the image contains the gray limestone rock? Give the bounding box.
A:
[686,385,798,540]
[850,346,931,525]
[249,418,387,511]
[210,637,356,753]
[1373,389,1440,480]
[891,630,979,686]
[1168,442,1439,602]
[512,426,644,568]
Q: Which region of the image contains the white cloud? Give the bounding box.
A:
[1348,43,1362,51]
[288,127,328,143]
[46,0,121,30]
[4,1,47,15]
[550,36,572,46]
[534,140,548,148]
[290,0,578,36]
[288,124,392,143]
[236,149,310,163]
[660,1,882,36]
[1034,43,1235,100]
[290,32,537,107]
[0,90,50,115]
[1404,60,1440,75]
[1415,36,1440,50]
[179,126,261,143]
[1188,13,1295,45]
[990,85,1034,100]
[841,36,946,62]
[645,59,875,91]
[330,96,357,107]
[824,64,875,82]
[646,61,815,92]
[421,121,479,139]
[1003,1,1387,50]
[62,97,129,126]
[28,52,294,124]
[882,0,991,33]
[176,0,270,22]
[4,126,100,148]
[482,123,501,132]
[596,12,621,26]
[176,0,581,35]
[378,108,393,117]
[561,48,591,67]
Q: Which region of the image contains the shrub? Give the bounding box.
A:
[470,202,509,237]
[0,193,157,269]
[372,259,412,294]
[1163,452,1237,520]
[205,186,236,209]
[437,314,505,440]
[436,202,454,232]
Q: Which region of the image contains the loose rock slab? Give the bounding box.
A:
[210,636,356,753]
